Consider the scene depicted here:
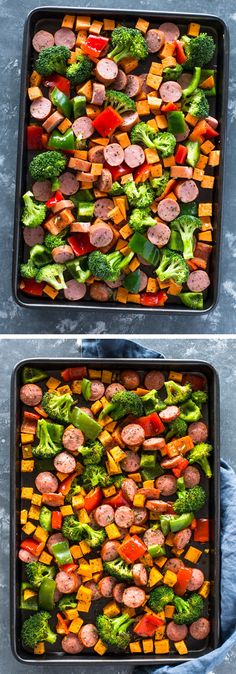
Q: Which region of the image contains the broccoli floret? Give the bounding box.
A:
[183,88,209,119]
[130,122,156,149]
[103,558,133,582]
[82,523,106,548]
[154,132,176,158]
[20,259,37,279]
[155,249,189,285]
[82,465,112,491]
[165,417,188,442]
[171,215,202,260]
[108,26,148,63]
[88,250,133,282]
[109,181,125,196]
[179,399,202,422]
[174,594,204,625]
[79,440,103,465]
[29,151,67,181]
[150,170,170,196]
[21,191,47,228]
[35,45,70,76]
[100,390,143,421]
[58,594,77,611]
[105,90,136,114]
[44,231,68,252]
[123,181,155,208]
[42,390,75,424]
[66,55,93,84]
[149,586,175,612]
[65,476,81,504]
[96,613,134,650]
[32,419,63,459]
[29,244,52,268]
[141,389,166,414]
[35,263,66,290]
[163,64,183,81]
[129,208,157,233]
[192,390,208,407]
[188,443,213,478]
[21,611,57,649]
[62,516,106,547]
[25,562,56,589]
[174,485,206,514]
[182,33,216,68]
[164,380,192,405]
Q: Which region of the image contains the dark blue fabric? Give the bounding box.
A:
[81,339,236,671]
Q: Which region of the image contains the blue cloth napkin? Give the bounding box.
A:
[81,338,236,672]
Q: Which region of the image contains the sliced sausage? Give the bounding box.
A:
[119,111,140,132]
[47,533,66,555]
[113,583,126,603]
[121,478,138,503]
[64,280,87,301]
[32,180,53,202]
[30,97,52,121]
[113,68,128,91]
[120,370,141,390]
[188,421,208,444]
[124,144,145,169]
[156,474,177,496]
[121,424,145,447]
[91,83,105,106]
[80,407,94,418]
[138,487,160,498]
[138,271,148,292]
[23,225,45,246]
[89,221,113,248]
[19,548,39,563]
[62,427,84,451]
[133,507,148,525]
[139,73,152,94]
[159,406,180,422]
[62,634,84,653]
[121,450,141,473]
[164,558,185,574]
[20,383,43,406]
[147,222,171,247]
[205,115,218,129]
[187,568,204,591]
[174,123,190,142]
[56,571,80,594]
[41,493,64,506]
[158,22,180,42]
[183,465,201,488]
[59,171,79,196]
[90,281,112,302]
[173,528,192,549]
[146,499,170,513]
[96,168,113,193]
[157,199,180,222]
[89,380,105,401]
[104,143,125,166]
[101,540,120,561]
[80,624,99,648]
[133,563,148,587]
[159,81,182,103]
[189,618,210,640]
[124,74,142,98]
[95,58,118,85]
[54,27,76,48]
[35,471,58,494]
[143,528,165,548]
[166,621,188,641]
[88,145,105,164]
[122,586,146,608]
[106,275,124,289]
[170,166,193,180]
[105,383,125,401]
[53,451,77,474]
[42,111,64,133]
[94,198,113,221]
[52,244,74,264]
[144,370,165,391]
[94,505,114,527]
[32,30,54,52]
[84,580,102,600]
[72,117,94,139]
[143,437,166,451]
[51,199,74,214]
[174,179,199,203]
[178,73,192,90]
[70,222,91,233]
[161,456,183,470]
[114,505,134,528]
[98,576,117,598]
[187,270,210,292]
[145,29,165,53]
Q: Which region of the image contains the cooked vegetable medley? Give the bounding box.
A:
[19,363,212,656]
[19,13,219,308]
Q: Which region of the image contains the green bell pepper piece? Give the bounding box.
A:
[38,578,56,611]
[81,378,92,401]
[48,128,75,151]
[180,202,197,216]
[129,233,160,266]
[123,269,141,294]
[22,367,47,384]
[200,69,216,96]
[176,477,186,492]
[77,202,95,221]
[30,244,51,268]
[51,540,73,565]
[20,582,38,610]
[168,230,183,252]
[170,512,194,533]
[141,462,164,481]
[66,258,91,284]
[159,515,174,536]
[168,111,186,135]
[70,407,102,440]
[140,453,156,470]
[73,95,86,118]
[179,292,204,310]
[148,544,166,558]
[186,141,200,168]
[39,505,52,532]
[72,189,94,206]
[182,67,201,98]
[50,87,72,119]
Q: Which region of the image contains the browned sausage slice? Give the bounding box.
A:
[145,29,165,53]
[101,540,120,561]
[157,199,180,222]
[95,58,118,85]
[96,168,113,193]
[187,568,204,591]
[104,143,125,166]
[62,634,84,653]
[144,370,165,391]
[173,527,192,549]
[139,73,152,94]
[146,499,170,513]
[170,166,193,180]
[121,451,141,473]
[35,471,58,494]
[19,549,39,562]
[114,505,135,528]
[113,583,126,603]
[164,557,185,574]
[59,171,79,196]
[72,117,94,139]
[63,427,84,451]
[189,618,210,640]
[158,22,180,42]
[64,280,87,301]
[90,282,112,302]
[51,199,74,214]
[188,421,208,444]
[32,180,53,202]
[98,576,117,598]
[120,370,141,389]
[156,474,177,496]
[52,245,74,264]
[41,493,64,506]
[174,179,199,203]
[121,478,138,502]
[89,222,114,248]
[84,580,102,600]
[124,144,145,168]
[32,30,54,52]
[147,222,171,247]
[124,74,142,98]
[20,383,43,406]
[94,198,113,221]
[119,111,140,131]
[42,111,64,132]
[54,28,76,49]
[159,81,182,103]
[187,270,210,292]
[121,424,145,447]
[54,452,76,474]
[143,437,166,451]
[79,624,99,648]
[56,571,80,594]
[183,465,201,488]
[91,83,105,106]
[159,406,180,422]
[123,586,146,608]
[89,380,105,400]
[30,97,52,121]
[143,528,165,548]
[113,68,128,90]
[133,563,148,587]
[23,225,45,246]
[94,505,114,527]
[174,123,190,142]
[133,507,148,525]
[166,621,188,641]
[47,533,66,555]
[88,145,105,163]
[105,383,126,400]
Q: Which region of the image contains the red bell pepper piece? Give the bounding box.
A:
[161,102,179,113]
[134,162,150,184]
[172,457,189,478]
[119,535,147,563]
[92,106,123,137]
[20,278,45,296]
[21,538,44,557]
[68,234,95,257]
[41,133,49,149]
[60,563,78,573]
[175,40,187,64]
[27,125,44,150]
[44,73,71,97]
[82,35,109,58]
[59,472,78,496]
[193,518,209,543]
[174,567,193,596]
[103,489,130,508]
[175,144,188,164]
[104,162,132,182]
[191,517,197,530]
[61,366,87,382]
[136,412,165,437]
[182,373,206,391]
[134,614,164,637]
[56,612,69,634]
[205,122,219,139]
[46,191,63,208]
[140,291,168,307]
[84,487,103,512]
[51,510,62,530]
[21,410,40,434]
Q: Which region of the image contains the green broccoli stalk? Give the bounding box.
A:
[171,216,202,260]
[148,586,175,612]
[79,440,103,465]
[182,33,216,68]
[66,55,93,84]
[29,151,67,181]
[62,516,106,547]
[164,380,192,405]
[182,88,209,119]
[32,419,63,458]
[65,476,81,504]
[163,64,183,81]
[109,181,125,196]
[25,562,56,589]
[41,390,75,424]
[173,485,206,514]
[58,594,77,611]
[123,181,155,208]
[21,191,47,228]
[179,399,202,422]
[188,443,213,478]
[44,230,69,252]
[35,263,66,290]
[108,26,148,63]
[88,250,133,282]
[173,594,204,625]
[96,613,134,650]
[141,390,166,414]
[154,132,176,157]
[192,390,208,407]
[105,90,136,114]
[100,390,144,421]
[150,170,170,196]
[103,558,133,582]
[130,122,156,149]
[165,418,188,442]
[35,45,71,76]
[20,259,38,279]
[155,249,189,285]
[129,208,157,233]
[21,611,57,649]
[82,465,112,491]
